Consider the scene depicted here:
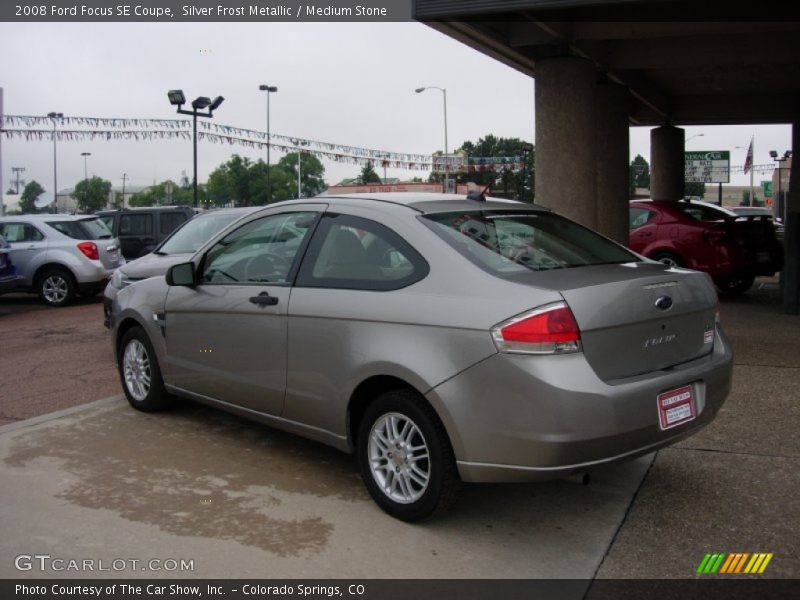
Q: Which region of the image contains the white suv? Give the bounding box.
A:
[0,214,122,306]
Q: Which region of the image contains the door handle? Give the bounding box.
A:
[249,291,279,306]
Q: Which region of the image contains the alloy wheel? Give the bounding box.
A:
[368,412,431,504]
[42,275,69,304]
[123,339,151,402]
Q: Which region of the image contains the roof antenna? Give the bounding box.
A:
[466,181,489,202]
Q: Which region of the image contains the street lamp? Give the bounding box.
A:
[48,112,63,213]
[167,89,224,207]
[81,152,91,180]
[259,84,278,203]
[415,86,449,192]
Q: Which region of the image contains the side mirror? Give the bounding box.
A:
[166,262,196,287]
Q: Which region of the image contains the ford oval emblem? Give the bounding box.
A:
[655,295,673,311]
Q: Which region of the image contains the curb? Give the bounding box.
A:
[0,394,125,435]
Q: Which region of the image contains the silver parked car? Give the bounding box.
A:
[103,207,259,327]
[0,214,122,306]
[110,194,733,521]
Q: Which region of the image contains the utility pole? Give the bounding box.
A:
[121,173,128,209]
[12,167,25,194]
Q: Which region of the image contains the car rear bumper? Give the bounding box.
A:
[426,325,733,483]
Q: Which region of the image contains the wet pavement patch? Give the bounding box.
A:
[5,403,369,557]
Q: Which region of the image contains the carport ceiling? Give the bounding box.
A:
[415,1,800,125]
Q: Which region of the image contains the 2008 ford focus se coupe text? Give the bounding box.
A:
[109,193,733,521]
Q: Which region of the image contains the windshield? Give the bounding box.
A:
[157,212,245,255]
[422,210,638,274]
[47,218,113,240]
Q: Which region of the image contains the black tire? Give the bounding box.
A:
[357,389,460,522]
[117,326,173,412]
[37,267,77,307]
[716,273,755,295]
[650,251,684,268]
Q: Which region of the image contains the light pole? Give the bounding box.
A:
[259,84,278,203]
[415,86,448,192]
[81,152,91,180]
[167,90,224,208]
[48,112,63,213]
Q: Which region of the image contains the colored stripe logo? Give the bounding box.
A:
[697,552,773,574]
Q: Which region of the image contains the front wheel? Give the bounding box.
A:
[117,326,173,411]
[717,273,755,295]
[650,251,684,268]
[357,389,460,521]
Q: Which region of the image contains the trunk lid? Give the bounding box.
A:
[508,262,717,381]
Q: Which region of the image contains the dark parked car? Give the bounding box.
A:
[110,193,732,521]
[0,234,22,295]
[629,199,784,294]
[729,206,784,240]
[97,206,196,260]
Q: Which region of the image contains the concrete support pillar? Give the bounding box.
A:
[650,125,685,201]
[783,117,800,315]
[535,57,597,229]
[595,83,630,244]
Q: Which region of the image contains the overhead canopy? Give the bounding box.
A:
[415,0,800,125]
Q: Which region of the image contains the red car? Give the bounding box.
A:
[629,200,784,294]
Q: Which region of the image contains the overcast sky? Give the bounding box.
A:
[0,21,793,208]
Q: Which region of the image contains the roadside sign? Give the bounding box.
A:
[685,151,730,183]
[761,181,772,198]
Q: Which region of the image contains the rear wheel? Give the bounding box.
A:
[357,389,460,521]
[118,326,172,411]
[37,267,77,307]
[717,273,755,295]
[650,251,684,268]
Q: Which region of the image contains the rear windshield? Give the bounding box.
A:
[47,218,113,240]
[421,210,637,274]
[156,212,244,255]
[675,203,734,222]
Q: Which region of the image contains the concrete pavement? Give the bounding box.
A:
[0,279,797,579]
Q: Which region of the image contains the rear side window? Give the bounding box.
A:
[676,204,730,222]
[422,210,637,275]
[47,218,112,240]
[629,207,656,229]
[296,214,428,291]
[99,215,116,233]
[159,211,189,235]
[0,223,44,243]
[119,214,153,236]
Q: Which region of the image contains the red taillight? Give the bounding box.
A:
[77,241,99,260]
[492,302,581,354]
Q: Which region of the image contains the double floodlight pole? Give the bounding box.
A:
[415,86,448,192]
[259,85,278,203]
[167,90,224,207]
[48,112,63,213]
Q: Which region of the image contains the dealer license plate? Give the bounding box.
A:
[657,385,696,430]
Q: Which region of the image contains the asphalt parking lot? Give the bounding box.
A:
[0,281,797,580]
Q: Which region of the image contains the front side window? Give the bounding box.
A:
[296,214,428,291]
[423,210,637,275]
[200,212,318,285]
[119,214,153,236]
[0,223,44,243]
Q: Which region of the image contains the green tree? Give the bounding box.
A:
[277,152,326,198]
[73,177,112,213]
[359,161,382,184]
[630,155,650,194]
[19,181,45,214]
[129,180,193,207]
[456,135,534,201]
[684,181,706,199]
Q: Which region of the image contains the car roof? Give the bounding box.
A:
[97,205,195,214]
[630,198,738,217]
[292,192,549,215]
[0,214,98,221]
[194,207,260,218]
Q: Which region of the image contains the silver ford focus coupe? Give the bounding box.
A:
[110,193,732,521]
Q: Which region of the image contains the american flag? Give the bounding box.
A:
[743,138,753,174]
